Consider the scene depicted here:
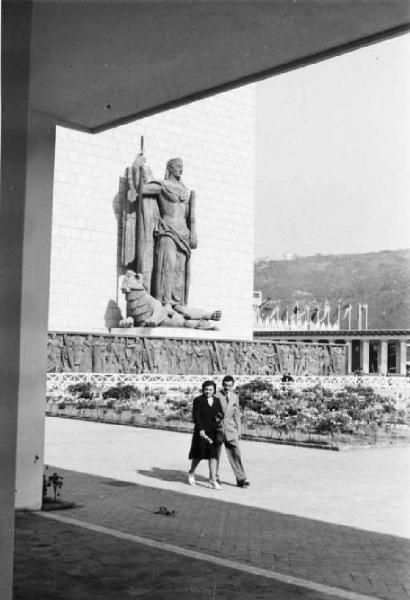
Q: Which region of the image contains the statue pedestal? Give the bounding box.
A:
[110,327,237,340]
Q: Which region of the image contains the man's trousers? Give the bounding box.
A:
[217,437,247,482]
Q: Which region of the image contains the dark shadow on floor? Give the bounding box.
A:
[14,511,336,600]
[17,467,410,600]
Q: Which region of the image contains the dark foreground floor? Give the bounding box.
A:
[15,511,337,600]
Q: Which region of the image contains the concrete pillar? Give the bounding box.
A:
[0,2,33,598]
[378,340,388,375]
[361,340,369,374]
[1,108,56,591]
[399,340,407,376]
[347,341,353,374]
[1,2,56,596]
[15,111,56,508]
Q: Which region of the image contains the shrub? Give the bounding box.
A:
[43,470,64,501]
[77,400,96,409]
[67,382,94,399]
[102,385,140,401]
[314,411,354,435]
[236,379,275,410]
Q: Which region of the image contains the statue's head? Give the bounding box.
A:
[165,157,183,180]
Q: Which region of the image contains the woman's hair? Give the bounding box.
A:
[202,380,216,393]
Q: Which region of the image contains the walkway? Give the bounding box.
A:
[14,417,410,599]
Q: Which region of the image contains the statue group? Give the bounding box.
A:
[47,333,347,376]
[120,152,220,329]
[51,148,341,378]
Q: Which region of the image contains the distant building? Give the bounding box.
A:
[254,329,410,376]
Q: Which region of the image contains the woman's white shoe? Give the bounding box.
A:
[187,473,196,486]
[209,480,222,490]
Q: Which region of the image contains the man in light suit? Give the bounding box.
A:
[216,375,250,487]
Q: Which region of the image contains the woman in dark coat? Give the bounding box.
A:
[188,380,224,489]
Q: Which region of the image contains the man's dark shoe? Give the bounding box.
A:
[236,480,250,488]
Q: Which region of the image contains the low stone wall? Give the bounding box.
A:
[47,332,347,376]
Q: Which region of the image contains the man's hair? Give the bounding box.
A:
[202,380,216,393]
[222,375,235,385]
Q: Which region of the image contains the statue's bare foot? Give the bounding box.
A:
[164,303,174,316]
[195,319,216,330]
[211,310,222,321]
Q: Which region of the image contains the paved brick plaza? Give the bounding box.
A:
[15,417,410,599]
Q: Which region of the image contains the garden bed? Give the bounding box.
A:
[46,379,410,450]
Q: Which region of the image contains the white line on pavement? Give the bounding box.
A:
[38,512,384,600]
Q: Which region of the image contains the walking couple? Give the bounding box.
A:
[187,376,250,490]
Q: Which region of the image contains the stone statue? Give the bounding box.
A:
[92,336,107,373]
[121,153,197,310]
[61,334,74,372]
[124,338,143,373]
[120,270,221,329]
[47,333,62,373]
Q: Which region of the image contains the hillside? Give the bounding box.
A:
[254,249,410,329]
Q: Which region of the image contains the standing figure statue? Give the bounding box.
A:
[121,152,197,313]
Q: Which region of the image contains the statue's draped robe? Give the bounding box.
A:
[121,162,191,306]
[121,161,158,289]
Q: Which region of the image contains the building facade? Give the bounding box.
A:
[254,329,410,376]
[49,86,256,341]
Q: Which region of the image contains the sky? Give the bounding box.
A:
[255,33,410,260]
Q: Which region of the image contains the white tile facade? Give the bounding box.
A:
[49,86,255,340]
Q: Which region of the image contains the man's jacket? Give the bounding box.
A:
[215,390,241,442]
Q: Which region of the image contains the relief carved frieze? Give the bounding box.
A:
[47,333,347,376]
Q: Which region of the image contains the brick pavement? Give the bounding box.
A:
[40,418,410,600]
[38,467,410,600]
[13,512,342,600]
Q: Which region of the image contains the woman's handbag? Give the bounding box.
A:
[215,412,225,445]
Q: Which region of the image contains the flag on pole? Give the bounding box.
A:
[297,309,306,329]
[310,307,319,322]
[342,304,352,319]
[330,306,339,325]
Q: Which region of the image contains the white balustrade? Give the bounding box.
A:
[47,372,410,399]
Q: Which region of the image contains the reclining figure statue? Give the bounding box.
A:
[120,271,222,330]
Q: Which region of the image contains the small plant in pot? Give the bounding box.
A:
[42,466,77,511]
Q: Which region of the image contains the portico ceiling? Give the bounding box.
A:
[29,0,410,132]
